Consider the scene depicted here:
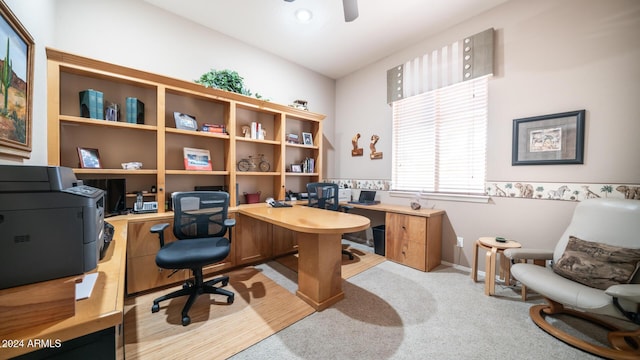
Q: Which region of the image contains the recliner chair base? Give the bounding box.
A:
[530,299,640,360]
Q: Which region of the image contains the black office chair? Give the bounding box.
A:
[150,191,235,326]
[306,182,355,260]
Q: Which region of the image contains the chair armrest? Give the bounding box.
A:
[150,223,169,233]
[503,248,553,261]
[150,223,169,247]
[606,284,640,303]
[224,219,236,228]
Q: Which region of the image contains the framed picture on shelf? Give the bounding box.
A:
[174,112,198,131]
[290,164,302,173]
[286,133,299,144]
[512,110,585,165]
[0,2,34,158]
[77,147,102,168]
[302,132,313,146]
[183,147,212,171]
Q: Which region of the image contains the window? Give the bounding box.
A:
[391,76,488,195]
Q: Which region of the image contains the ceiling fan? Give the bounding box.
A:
[284,0,359,22]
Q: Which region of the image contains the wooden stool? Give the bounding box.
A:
[471,237,521,296]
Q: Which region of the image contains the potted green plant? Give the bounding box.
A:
[195,69,249,94]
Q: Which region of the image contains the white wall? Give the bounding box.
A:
[335,0,640,267]
[0,0,337,176]
[0,0,55,165]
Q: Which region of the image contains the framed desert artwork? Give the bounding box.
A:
[0,1,34,158]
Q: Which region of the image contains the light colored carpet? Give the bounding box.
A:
[231,242,616,360]
[123,266,315,360]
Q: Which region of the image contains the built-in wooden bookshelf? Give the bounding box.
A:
[46,48,324,210]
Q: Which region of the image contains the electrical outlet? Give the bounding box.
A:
[456,236,464,248]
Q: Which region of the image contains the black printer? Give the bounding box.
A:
[0,165,105,289]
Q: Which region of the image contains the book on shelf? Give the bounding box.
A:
[201,123,226,133]
[302,157,315,173]
[183,147,212,171]
[249,122,264,140]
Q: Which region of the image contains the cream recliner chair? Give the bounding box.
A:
[506,198,640,360]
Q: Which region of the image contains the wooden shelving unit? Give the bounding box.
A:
[46,48,324,210]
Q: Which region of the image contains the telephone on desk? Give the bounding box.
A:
[266,197,292,208]
[134,192,158,213]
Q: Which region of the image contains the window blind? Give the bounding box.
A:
[392,75,488,195]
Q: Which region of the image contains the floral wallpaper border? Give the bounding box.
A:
[325,178,640,201]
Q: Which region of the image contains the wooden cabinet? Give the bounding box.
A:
[235,214,273,265]
[46,48,324,208]
[126,217,187,294]
[385,212,442,271]
[272,225,298,256]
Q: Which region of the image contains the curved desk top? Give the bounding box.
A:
[239,205,370,234]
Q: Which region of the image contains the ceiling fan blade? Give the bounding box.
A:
[343,0,359,22]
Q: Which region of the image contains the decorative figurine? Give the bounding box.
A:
[242,125,251,138]
[370,134,383,159]
[351,133,363,156]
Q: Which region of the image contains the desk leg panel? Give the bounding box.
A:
[296,233,344,311]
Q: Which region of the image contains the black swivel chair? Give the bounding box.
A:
[150,191,236,326]
[306,182,355,260]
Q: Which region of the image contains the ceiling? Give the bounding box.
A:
[143,0,509,79]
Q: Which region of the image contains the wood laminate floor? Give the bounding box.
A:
[123,266,315,360]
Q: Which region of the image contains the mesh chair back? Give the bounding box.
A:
[172,191,230,239]
[307,182,339,211]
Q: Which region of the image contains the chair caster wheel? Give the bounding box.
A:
[182,316,191,326]
[227,295,234,304]
[151,303,159,313]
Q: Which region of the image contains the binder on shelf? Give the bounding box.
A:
[126,97,145,124]
[79,89,103,119]
[96,91,104,120]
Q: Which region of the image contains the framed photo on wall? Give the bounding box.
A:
[512,110,585,165]
[0,1,35,158]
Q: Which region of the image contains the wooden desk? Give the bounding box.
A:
[342,202,444,272]
[0,219,128,359]
[239,205,370,311]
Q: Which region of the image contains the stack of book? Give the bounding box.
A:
[302,157,315,173]
[201,123,226,134]
[249,121,265,140]
[126,97,145,124]
[79,89,104,120]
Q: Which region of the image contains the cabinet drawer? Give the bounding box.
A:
[386,213,427,245]
[386,238,426,271]
[236,214,273,265]
[127,254,188,294]
[272,225,297,256]
[127,219,177,258]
